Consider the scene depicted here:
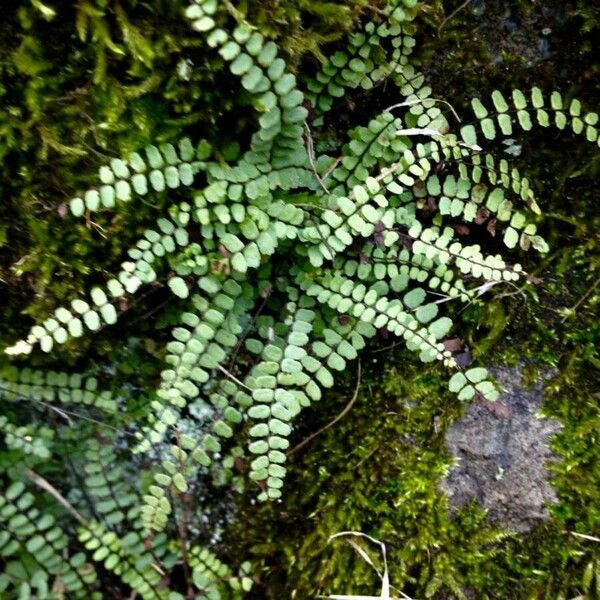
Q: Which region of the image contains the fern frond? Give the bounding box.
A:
[0,417,53,459]
[69,139,203,217]
[462,88,599,149]
[305,0,419,119]
[0,481,96,597]
[0,367,117,412]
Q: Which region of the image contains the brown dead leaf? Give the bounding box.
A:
[475,206,490,225]
[421,196,438,216]
[526,273,543,285]
[442,338,462,353]
[211,257,230,275]
[234,457,247,473]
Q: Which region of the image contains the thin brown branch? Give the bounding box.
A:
[289,360,362,456]
[227,286,273,371]
[32,398,136,437]
[560,274,600,322]
[216,364,254,391]
[304,122,330,194]
[25,469,86,525]
[386,97,461,123]
[321,156,342,183]
[569,531,600,543]
[438,0,474,33]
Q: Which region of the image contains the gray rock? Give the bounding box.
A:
[441,366,561,532]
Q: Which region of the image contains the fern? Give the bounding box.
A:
[0,481,96,598]
[1,0,598,595]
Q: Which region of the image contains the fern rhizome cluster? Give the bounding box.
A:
[1,0,599,597]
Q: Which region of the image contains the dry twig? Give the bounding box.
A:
[26,469,86,525]
[289,360,362,455]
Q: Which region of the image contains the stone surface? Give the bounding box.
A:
[441,366,562,532]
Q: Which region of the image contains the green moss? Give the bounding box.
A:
[223,360,503,598]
